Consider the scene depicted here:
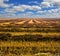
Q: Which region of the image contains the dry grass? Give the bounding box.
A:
[0,22,11,25]
[15,21,26,24]
[0,18,60,56]
[34,20,41,23]
[0,41,60,47]
[28,20,34,24]
[0,32,60,36]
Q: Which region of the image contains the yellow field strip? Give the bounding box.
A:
[0,41,60,47]
[0,32,60,36]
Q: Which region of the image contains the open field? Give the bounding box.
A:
[0,18,60,56]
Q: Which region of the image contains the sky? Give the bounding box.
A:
[0,0,60,18]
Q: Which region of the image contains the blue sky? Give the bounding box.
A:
[0,0,60,18]
[6,0,43,5]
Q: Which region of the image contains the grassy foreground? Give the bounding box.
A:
[0,19,60,56]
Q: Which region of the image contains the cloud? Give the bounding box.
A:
[13,5,28,12]
[5,5,41,13]
[2,8,60,18]
[37,8,60,14]
[0,0,13,8]
[13,5,41,11]
[36,8,60,18]
[37,10,47,14]
[41,2,50,8]
[43,0,60,6]
[0,11,34,18]
[1,8,60,18]
[52,0,60,6]
[0,13,16,18]
[26,12,33,15]
[30,6,41,10]
[5,8,16,13]
[29,1,39,5]
[0,0,60,18]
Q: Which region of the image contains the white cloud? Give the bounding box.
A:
[0,0,60,18]
[41,2,50,8]
[26,12,33,15]
[0,11,33,18]
[36,8,60,18]
[48,9,59,13]
[2,8,60,18]
[13,5,41,11]
[5,8,16,13]
[44,0,52,2]
[0,13,16,18]
[0,0,13,8]
[1,10,60,18]
[30,6,41,10]
[44,0,60,6]
[29,1,39,5]
[51,0,60,6]
[37,10,48,14]
[4,5,41,13]
[37,8,60,14]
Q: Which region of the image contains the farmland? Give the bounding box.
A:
[0,18,60,56]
